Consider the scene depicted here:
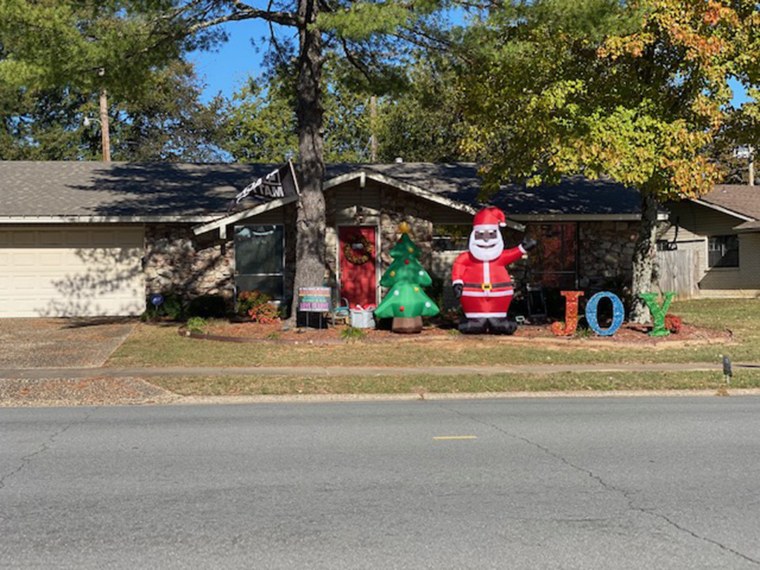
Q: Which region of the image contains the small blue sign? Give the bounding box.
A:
[150,294,164,308]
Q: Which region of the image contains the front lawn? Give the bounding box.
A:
[107,298,760,369]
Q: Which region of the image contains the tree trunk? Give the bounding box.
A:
[289,0,326,323]
[629,190,659,324]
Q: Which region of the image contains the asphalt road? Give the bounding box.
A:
[2,397,760,569]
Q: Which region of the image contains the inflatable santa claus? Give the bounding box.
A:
[452,206,536,334]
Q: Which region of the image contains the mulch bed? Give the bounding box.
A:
[185,319,732,346]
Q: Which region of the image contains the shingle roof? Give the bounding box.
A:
[335,162,484,200]
[698,185,760,221]
[333,163,643,216]
[497,176,642,216]
[1,160,644,219]
[0,161,281,218]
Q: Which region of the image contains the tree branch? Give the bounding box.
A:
[267,0,291,66]
[339,37,376,85]
[188,7,300,33]
[318,0,335,14]
[394,23,455,53]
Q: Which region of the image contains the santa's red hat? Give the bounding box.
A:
[473,206,506,229]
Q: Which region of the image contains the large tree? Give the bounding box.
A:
[114,61,226,162]
[375,59,475,163]
[181,0,451,320]
[0,60,225,161]
[0,85,92,161]
[222,56,475,164]
[455,0,758,321]
[0,1,206,106]
[221,60,375,163]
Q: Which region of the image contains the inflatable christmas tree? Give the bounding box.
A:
[374,225,439,333]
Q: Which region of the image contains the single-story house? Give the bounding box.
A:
[1,160,754,318]
[660,185,760,298]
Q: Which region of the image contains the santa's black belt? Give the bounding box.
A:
[463,281,513,289]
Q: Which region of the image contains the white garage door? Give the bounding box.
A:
[0,226,146,317]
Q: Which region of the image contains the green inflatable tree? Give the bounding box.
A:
[374,228,439,333]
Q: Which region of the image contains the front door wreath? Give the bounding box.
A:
[344,234,374,265]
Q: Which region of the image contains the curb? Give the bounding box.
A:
[172,388,760,406]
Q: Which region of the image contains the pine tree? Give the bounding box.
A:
[374,229,439,333]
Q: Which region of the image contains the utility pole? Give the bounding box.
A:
[99,88,111,162]
[749,146,754,187]
[369,96,378,163]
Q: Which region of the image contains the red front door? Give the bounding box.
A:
[339,226,377,308]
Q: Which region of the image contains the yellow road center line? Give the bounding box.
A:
[433,435,478,441]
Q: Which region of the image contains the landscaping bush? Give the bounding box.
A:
[186,316,209,335]
[142,291,185,321]
[186,295,227,318]
[665,314,683,334]
[237,290,281,324]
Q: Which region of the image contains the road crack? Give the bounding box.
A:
[436,402,760,566]
[0,409,98,499]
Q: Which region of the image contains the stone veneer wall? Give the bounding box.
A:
[145,203,298,312]
[577,221,638,291]
[144,224,234,302]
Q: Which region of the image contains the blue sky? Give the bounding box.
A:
[190,23,752,107]
[189,22,271,102]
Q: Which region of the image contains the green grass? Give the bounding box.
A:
[109,298,759,369]
[150,370,760,397]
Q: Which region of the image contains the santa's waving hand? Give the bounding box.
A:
[452,206,536,334]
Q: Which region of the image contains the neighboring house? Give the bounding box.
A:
[0,160,687,318]
[660,185,760,298]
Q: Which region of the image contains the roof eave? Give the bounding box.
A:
[691,199,755,222]
[192,195,299,238]
[508,213,664,222]
[324,170,479,216]
[0,214,222,224]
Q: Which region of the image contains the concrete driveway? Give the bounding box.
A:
[0,318,136,369]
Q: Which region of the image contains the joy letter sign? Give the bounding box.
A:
[551,291,675,337]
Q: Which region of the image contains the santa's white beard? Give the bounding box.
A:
[469,232,504,261]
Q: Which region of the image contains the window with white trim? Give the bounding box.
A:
[708,235,739,268]
[235,225,284,299]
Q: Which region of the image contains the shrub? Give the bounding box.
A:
[340,326,368,342]
[143,291,185,321]
[162,293,185,320]
[236,290,269,315]
[237,290,280,324]
[665,314,683,334]
[187,295,227,318]
[186,317,209,335]
[249,303,280,324]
